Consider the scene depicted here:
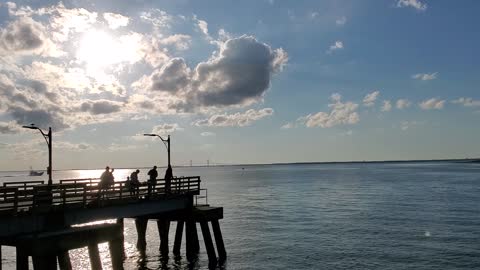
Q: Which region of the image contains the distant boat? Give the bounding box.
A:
[29,167,44,176]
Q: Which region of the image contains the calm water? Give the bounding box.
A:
[1,162,480,269]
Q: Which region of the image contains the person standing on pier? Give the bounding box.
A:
[99,166,111,198]
[130,169,140,195]
[164,165,173,194]
[147,166,158,197]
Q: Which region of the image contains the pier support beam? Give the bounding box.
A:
[88,243,102,270]
[117,218,125,258]
[135,218,148,251]
[185,221,199,260]
[211,219,227,261]
[200,221,217,267]
[16,247,28,270]
[57,251,72,270]
[173,221,184,255]
[109,239,124,270]
[157,220,170,256]
[33,255,56,270]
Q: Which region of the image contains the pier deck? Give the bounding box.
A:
[0,176,227,269]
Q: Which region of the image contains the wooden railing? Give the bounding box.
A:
[0,176,201,215]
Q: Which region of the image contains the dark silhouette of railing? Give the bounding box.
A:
[0,176,201,214]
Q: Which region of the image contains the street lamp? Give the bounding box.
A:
[22,124,53,185]
[144,133,171,167]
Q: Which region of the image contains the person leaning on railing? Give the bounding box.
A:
[130,169,140,196]
[147,166,158,198]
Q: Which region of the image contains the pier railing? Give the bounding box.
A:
[0,176,200,214]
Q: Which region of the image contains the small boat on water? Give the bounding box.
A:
[29,167,44,176]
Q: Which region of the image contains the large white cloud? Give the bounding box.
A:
[139,35,288,111]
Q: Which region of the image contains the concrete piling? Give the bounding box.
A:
[157,220,170,256]
[211,219,227,261]
[33,255,57,270]
[57,251,72,270]
[109,239,124,270]
[173,220,184,255]
[16,247,28,270]
[135,218,148,251]
[185,220,199,260]
[88,243,102,270]
[200,221,217,267]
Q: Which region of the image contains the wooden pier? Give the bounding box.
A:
[0,177,226,269]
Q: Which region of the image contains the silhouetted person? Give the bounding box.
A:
[99,166,111,198]
[147,166,158,197]
[164,165,173,194]
[130,169,140,196]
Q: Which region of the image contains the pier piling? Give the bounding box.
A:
[173,221,184,255]
[33,255,56,270]
[57,251,72,270]
[88,243,102,270]
[211,219,227,261]
[157,220,170,256]
[135,218,148,251]
[200,221,217,267]
[109,239,124,270]
[186,220,199,260]
[16,247,28,270]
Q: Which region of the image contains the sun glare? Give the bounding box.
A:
[77,30,118,72]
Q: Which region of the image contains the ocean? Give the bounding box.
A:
[1,162,479,269]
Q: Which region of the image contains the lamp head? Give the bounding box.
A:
[143,134,156,136]
[22,124,38,130]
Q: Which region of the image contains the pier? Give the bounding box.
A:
[0,177,226,269]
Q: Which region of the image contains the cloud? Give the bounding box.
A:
[103,13,129,29]
[400,120,422,131]
[451,97,480,107]
[281,122,295,129]
[0,121,22,134]
[193,108,274,127]
[160,34,192,50]
[80,100,123,115]
[149,58,191,93]
[56,141,91,151]
[336,16,347,25]
[140,9,173,29]
[326,41,343,54]
[363,91,380,107]
[200,131,216,136]
[397,0,427,11]
[396,99,411,109]
[139,35,288,111]
[381,100,392,112]
[419,98,445,110]
[300,93,359,128]
[152,123,183,135]
[412,72,437,80]
[196,18,209,37]
[0,17,62,57]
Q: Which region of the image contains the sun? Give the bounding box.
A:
[77,30,119,72]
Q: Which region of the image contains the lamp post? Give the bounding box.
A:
[144,133,171,167]
[22,124,53,185]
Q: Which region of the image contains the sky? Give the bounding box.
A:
[0,0,479,170]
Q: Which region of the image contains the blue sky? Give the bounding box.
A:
[0,0,479,170]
